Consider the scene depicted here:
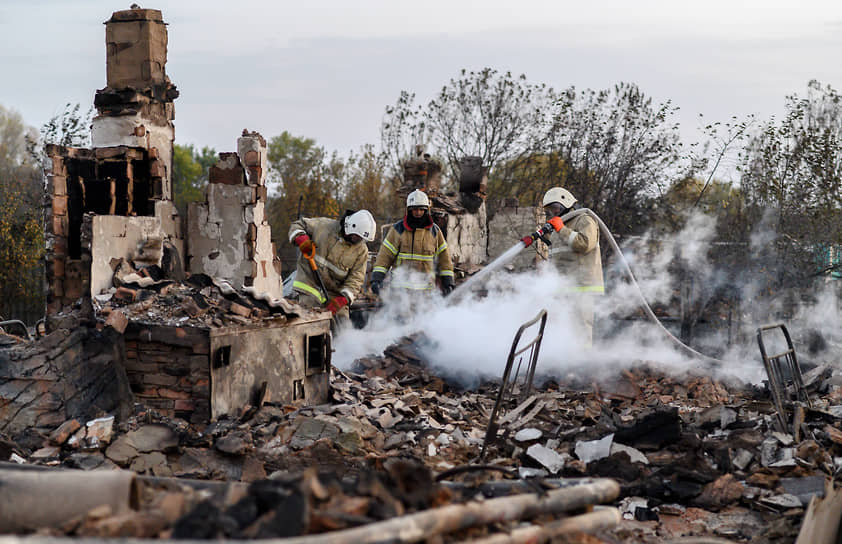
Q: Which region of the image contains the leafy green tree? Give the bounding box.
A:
[340,144,401,220]
[0,105,44,322]
[265,131,343,249]
[172,144,216,215]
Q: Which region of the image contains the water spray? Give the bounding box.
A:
[449,208,724,367]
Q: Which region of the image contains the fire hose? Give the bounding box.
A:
[449,208,725,366]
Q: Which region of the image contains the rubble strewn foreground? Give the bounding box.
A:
[2,326,842,543]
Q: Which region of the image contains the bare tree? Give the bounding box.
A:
[381,69,551,183]
[739,80,842,288]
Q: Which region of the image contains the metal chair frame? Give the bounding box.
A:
[757,323,811,433]
[480,309,548,459]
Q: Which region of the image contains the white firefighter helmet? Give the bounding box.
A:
[343,210,376,242]
[542,187,577,209]
[406,189,430,208]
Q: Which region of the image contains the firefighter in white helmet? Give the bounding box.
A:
[371,189,454,296]
[523,187,604,347]
[288,209,375,321]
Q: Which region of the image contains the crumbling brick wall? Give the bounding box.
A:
[0,326,132,437]
[44,7,182,317]
[187,132,283,299]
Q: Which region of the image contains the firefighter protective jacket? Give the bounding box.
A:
[548,213,604,293]
[288,217,368,304]
[373,218,454,291]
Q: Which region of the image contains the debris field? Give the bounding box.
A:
[3,315,842,543]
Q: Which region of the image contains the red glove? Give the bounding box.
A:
[521,236,533,248]
[294,234,315,255]
[326,295,348,315]
[548,216,564,232]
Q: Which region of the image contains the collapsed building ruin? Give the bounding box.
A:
[38,7,330,424]
[2,6,842,544]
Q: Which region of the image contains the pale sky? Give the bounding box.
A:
[1,0,840,156]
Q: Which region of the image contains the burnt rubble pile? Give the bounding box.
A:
[94,260,302,329]
[1,333,841,542]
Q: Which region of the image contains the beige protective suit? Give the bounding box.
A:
[288,217,368,320]
[547,213,604,347]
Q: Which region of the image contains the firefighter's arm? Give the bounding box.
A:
[558,216,598,254]
[338,249,367,304]
[435,229,454,278]
[372,227,399,279]
[288,217,313,244]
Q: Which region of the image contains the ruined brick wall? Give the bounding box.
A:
[0,327,132,437]
[123,324,210,423]
[187,132,283,299]
[94,8,178,200]
[443,203,488,271]
[44,7,182,316]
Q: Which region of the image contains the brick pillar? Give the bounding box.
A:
[105,8,168,89]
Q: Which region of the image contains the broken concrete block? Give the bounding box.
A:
[66,452,112,471]
[526,444,565,474]
[125,424,179,453]
[288,417,339,450]
[215,431,252,456]
[335,432,364,455]
[732,448,754,471]
[772,431,794,446]
[575,433,614,464]
[86,416,115,447]
[130,451,170,476]
[105,436,139,465]
[31,446,61,460]
[9,453,26,464]
[514,428,542,442]
[760,437,778,467]
[518,467,548,479]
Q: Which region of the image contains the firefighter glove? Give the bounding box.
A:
[326,295,348,315]
[548,216,564,232]
[371,270,385,295]
[294,234,315,255]
[521,235,534,248]
[441,276,454,296]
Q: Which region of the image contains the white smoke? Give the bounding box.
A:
[335,209,842,388]
[334,260,701,387]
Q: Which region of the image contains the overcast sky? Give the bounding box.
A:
[1,0,840,157]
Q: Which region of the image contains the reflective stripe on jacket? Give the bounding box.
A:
[548,213,604,294]
[288,217,368,304]
[373,219,454,290]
